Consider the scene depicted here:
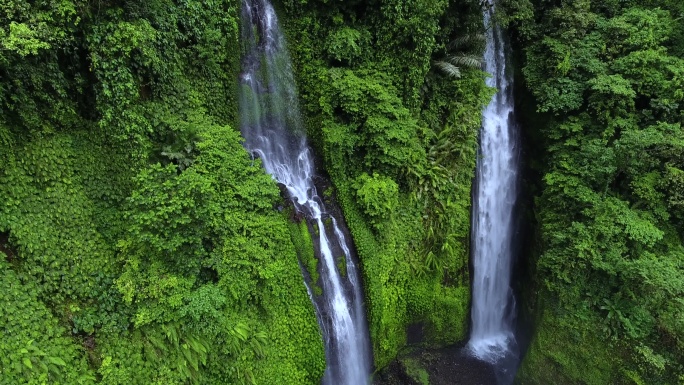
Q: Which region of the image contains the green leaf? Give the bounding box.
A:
[47,356,66,366]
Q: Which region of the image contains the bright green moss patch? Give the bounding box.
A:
[288,219,322,295]
[401,357,431,385]
[517,310,617,385]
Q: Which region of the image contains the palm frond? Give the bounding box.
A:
[447,33,486,50]
[446,54,483,69]
[434,61,462,78]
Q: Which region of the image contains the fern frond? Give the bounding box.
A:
[232,322,250,342]
[147,333,168,354]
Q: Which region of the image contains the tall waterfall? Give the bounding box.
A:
[238,0,372,384]
[468,1,520,363]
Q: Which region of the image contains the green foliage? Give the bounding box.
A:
[0,259,95,385]
[509,0,684,382]
[2,22,52,55]
[324,27,369,65]
[353,173,399,229]
[0,133,120,317]
[323,68,427,180]
[281,0,489,370]
[0,0,324,383]
[113,123,325,383]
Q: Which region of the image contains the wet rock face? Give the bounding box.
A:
[373,361,420,385]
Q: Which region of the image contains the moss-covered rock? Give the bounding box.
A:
[516,310,618,385]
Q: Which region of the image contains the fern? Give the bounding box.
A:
[434,54,484,78]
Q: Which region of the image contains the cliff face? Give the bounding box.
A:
[278,0,684,381]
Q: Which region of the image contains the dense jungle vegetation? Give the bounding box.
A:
[279,0,493,370]
[502,0,684,383]
[0,0,488,383]
[1,0,683,384]
[0,1,325,383]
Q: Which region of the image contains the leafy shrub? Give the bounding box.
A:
[353,172,399,228]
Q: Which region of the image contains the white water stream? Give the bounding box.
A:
[468,1,520,363]
[238,0,371,383]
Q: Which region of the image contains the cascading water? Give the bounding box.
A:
[468,0,520,366]
[238,1,372,384]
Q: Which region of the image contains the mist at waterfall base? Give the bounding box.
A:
[467,2,521,384]
[238,0,372,384]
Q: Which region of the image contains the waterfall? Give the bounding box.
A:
[468,0,520,365]
[238,1,372,384]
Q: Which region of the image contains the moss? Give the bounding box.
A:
[425,285,469,344]
[288,219,321,293]
[336,255,347,277]
[516,309,618,385]
[401,357,430,385]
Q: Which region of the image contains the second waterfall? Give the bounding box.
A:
[238,0,372,384]
[469,0,520,367]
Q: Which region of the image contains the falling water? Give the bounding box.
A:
[468,0,520,365]
[238,0,372,383]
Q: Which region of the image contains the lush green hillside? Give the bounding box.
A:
[501,0,684,383]
[0,1,324,383]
